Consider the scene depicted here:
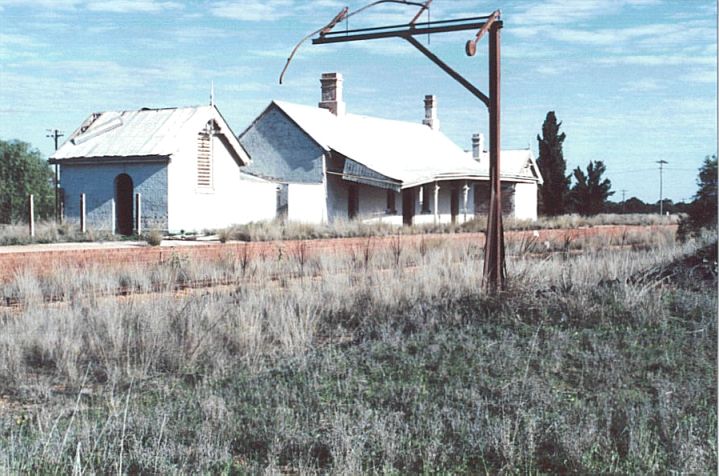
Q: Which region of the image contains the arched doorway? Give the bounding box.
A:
[114,174,133,235]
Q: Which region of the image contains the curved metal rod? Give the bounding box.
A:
[279,0,427,84]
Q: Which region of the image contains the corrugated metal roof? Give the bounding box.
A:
[272,101,541,188]
[51,105,250,166]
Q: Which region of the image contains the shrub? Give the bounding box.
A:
[145,229,163,246]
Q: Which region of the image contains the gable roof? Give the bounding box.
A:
[50,105,250,166]
[472,148,544,185]
[264,101,541,189]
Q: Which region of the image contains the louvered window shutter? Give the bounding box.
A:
[197,131,212,188]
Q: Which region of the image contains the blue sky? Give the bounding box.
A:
[0,0,716,203]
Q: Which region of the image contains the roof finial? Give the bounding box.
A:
[210,81,215,107]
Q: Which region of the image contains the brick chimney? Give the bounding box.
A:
[422,95,440,131]
[472,133,485,161]
[319,72,345,116]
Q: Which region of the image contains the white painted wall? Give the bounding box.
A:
[287,183,327,223]
[167,133,277,232]
[513,182,538,220]
[357,182,476,225]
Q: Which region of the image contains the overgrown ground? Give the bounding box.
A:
[1,213,678,246]
[0,227,715,473]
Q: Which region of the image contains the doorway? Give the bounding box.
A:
[348,185,359,219]
[114,173,134,236]
[402,189,415,226]
[450,187,459,224]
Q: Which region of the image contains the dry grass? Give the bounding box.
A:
[0,221,119,246]
[0,229,715,473]
[205,213,680,243]
[0,213,678,247]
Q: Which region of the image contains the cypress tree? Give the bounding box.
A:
[536,111,570,215]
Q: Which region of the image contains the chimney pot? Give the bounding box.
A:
[319,72,345,116]
[422,94,440,130]
[472,133,485,161]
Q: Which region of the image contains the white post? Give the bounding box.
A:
[463,182,470,223]
[80,193,86,233]
[135,192,142,235]
[433,182,440,225]
[110,198,115,235]
[28,194,35,238]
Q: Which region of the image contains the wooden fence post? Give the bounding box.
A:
[28,194,35,238]
[80,193,86,233]
[135,192,142,235]
[110,199,115,235]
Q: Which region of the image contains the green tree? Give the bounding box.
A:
[687,154,717,230]
[536,111,570,215]
[0,139,54,223]
[569,160,614,215]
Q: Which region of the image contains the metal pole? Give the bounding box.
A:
[28,194,35,238]
[463,182,469,223]
[110,199,116,235]
[307,10,505,290]
[657,160,668,215]
[80,193,86,233]
[54,165,60,222]
[483,22,504,291]
[47,129,63,222]
[621,189,627,213]
[433,182,440,225]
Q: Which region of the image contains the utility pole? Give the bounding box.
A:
[621,189,627,213]
[307,7,506,291]
[47,129,64,222]
[656,160,668,215]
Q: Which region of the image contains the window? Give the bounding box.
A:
[197,124,213,188]
[386,190,396,214]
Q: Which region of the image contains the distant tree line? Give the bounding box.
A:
[535,112,716,226]
[0,139,54,224]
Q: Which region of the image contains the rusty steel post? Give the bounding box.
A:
[483,21,505,291]
[308,10,507,291]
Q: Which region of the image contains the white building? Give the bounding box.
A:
[239,72,542,225]
[50,105,277,234]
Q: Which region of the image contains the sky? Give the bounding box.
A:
[0,0,716,203]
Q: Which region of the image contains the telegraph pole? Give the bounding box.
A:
[46,129,64,222]
[656,160,668,215]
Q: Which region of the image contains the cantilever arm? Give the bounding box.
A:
[465,9,500,56]
[409,0,432,25]
[403,35,490,108]
[279,0,426,84]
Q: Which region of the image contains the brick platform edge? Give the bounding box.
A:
[0,225,677,282]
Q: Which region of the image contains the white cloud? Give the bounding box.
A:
[619,78,664,92]
[210,0,293,21]
[683,69,717,84]
[0,0,180,12]
[86,0,182,13]
[596,54,715,67]
[534,64,573,76]
[510,0,664,27]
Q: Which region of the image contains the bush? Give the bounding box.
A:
[0,140,54,223]
[145,229,163,246]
